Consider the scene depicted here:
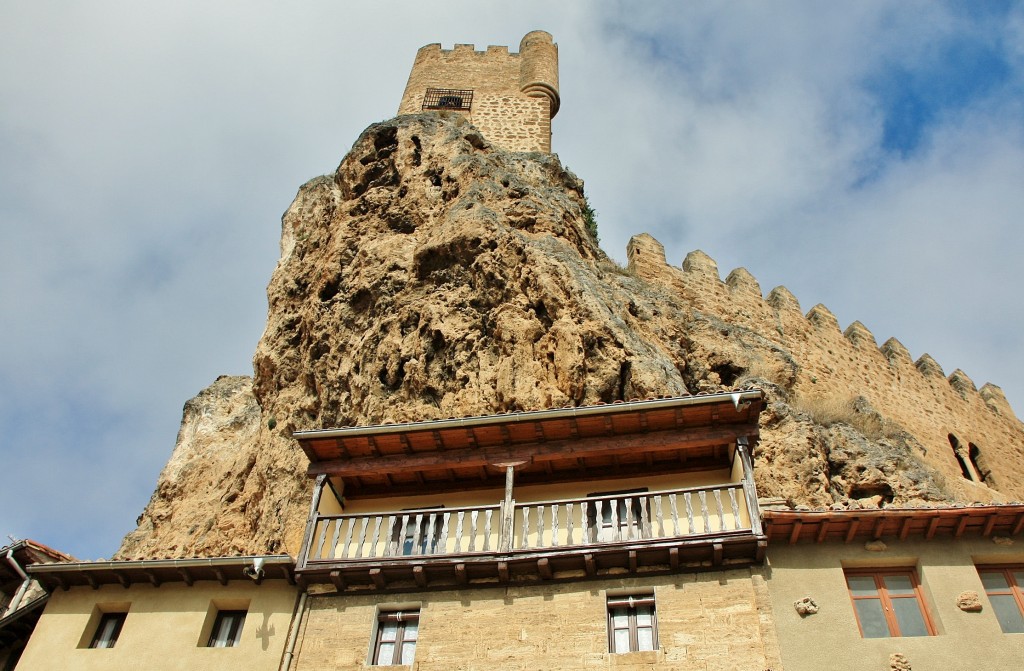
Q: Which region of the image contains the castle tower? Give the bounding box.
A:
[397,31,559,152]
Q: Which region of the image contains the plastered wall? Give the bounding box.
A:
[767,538,1024,671]
[291,570,782,671]
[397,32,559,153]
[14,580,298,671]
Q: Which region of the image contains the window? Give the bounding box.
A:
[389,508,443,556]
[422,88,473,111]
[207,610,246,647]
[845,569,935,637]
[977,565,1024,633]
[607,594,657,653]
[373,610,419,666]
[587,489,649,543]
[90,612,126,649]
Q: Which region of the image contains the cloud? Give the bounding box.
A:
[1,1,1021,559]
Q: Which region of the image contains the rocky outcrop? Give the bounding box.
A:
[117,113,1024,559]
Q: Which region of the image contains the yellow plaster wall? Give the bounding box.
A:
[766,537,1024,671]
[15,580,298,671]
[291,570,781,671]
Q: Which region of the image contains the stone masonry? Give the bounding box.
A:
[398,31,559,153]
[290,570,781,671]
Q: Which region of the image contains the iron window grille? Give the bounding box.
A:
[422,88,473,111]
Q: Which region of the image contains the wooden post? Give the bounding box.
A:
[736,438,763,535]
[296,474,328,569]
[500,465,516,552]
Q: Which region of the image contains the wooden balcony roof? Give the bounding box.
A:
[763,504,1024,545]
[294,390,764,497]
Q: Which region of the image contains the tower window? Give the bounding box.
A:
[422,88,473,111]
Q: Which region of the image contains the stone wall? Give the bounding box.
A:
[291,570,782,671]
[626,234,1024,505]
[397,31,558,152]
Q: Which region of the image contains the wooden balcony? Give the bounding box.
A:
[293,391,768,591]
[297,483,765,591]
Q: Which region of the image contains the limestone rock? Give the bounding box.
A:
[956,591,983,612]
[793,597,818,616]
[117,112,1024,558]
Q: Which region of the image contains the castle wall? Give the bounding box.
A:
[626,234,1024,504]
[397,32,558,152]
[290,570,782,671]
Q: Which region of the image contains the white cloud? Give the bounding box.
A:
[1,1,1021,559]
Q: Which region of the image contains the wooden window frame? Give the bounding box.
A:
[372,610,419,666]
[845,568,936,638]
[89,612,127,649]
[976,564,1024,633]
[606,594,657,653]
[207,609,247,648]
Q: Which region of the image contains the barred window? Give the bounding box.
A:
[422,88,473,111]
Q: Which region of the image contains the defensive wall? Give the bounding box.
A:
[626,233,1024,505]
[397,31,559,153]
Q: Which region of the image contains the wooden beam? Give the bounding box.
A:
[844,519,860,543]
[370,568,386,590]
[144,570,161,588]
[1012,513,1024,536]
[755,539,767,562]
[712,543,723,566]
[329,570,346,592]
[954,516,970,538]
[982,513,998,537]
[309,425,757,477]
[815,519,830,543]
[213,569,227,586]
[668,547,679,569]
[455,563,467,585]
[925,515,941,540]
[584,554,596,577]
[628,550,638,573]
[898,516,913,540]
[788,520,803,545]
[872,517,886,539]
[497,562,509,583]
[538,558,552,580]
[177,568,193,587]
[413,566,427,588]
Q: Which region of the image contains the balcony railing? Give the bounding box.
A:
[304,484,754,564]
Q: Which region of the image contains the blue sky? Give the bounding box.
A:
[2,1,1023,560]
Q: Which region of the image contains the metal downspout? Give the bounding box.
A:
[4,549,32,617]
[279,591,308,671]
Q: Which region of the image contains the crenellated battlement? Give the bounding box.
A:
[625,232,1023,503]
[398,31,559,152]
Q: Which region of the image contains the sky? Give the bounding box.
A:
[2,1,1023,561]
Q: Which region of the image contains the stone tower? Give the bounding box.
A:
[397,30,559,152]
